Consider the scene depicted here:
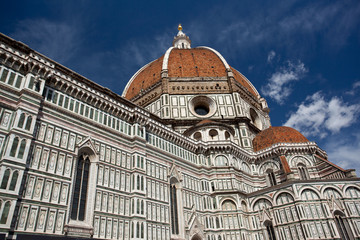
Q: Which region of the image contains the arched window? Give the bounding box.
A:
[1,169,10,189]
[18,113,25,128]
[297,163,309,180]
[265,221,276,240]
[131,222,134,238]
[9,171,18,191]
[211,182,215,191]
[136,199,139,214]
[70,155,90,221]
[136,222,140,238]
[25,116,32,130]
[131,199,135,214]
[10,137,19,157]
[170,178,179,235]
[334,211,355,240]
[266,169,277,186]
[215,217,220,228]
[137,175,141,190]
[0,201,11,224]
[141,222,144,238]
[17,139,26,159]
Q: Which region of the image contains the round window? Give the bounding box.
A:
[189,96,216,118]
[194,105,209,116]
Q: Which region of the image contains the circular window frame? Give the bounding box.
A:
[189,96,217,118]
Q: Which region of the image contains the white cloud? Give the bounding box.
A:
[354,81,360,88]
[324,132,360,174]
[284,92,360,138]
[261,61,307,104]
[346,81,360,95]
[267,50,276,63]
[11,19,81,65]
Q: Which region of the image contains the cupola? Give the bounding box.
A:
[172,24,191,49]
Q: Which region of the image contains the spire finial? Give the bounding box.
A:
[178,24,183,31]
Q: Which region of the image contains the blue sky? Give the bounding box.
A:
[1,0,360,173]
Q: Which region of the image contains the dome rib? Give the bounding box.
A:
[162,47,174,71]
[197,46,230,69]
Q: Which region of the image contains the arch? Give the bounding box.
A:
[275,192,294,205]
[300,188,320,200]
[323,187,342,199]
[191,233,203,240]
[264,220,277,240]
[252,198,272,211]
[258,160,280,175]
[215,155,228,166]
[273,190,295,203]
[289,156,313,168]
[221,199,237,211]
[344,186,360,198]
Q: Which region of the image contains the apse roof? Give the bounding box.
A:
[252,126,309,152]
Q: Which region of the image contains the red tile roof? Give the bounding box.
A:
[124,48,258,100]
[253,126,309,152]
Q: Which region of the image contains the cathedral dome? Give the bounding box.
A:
[122,28,259,101]
[252,126,309,152]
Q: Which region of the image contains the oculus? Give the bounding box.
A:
[189,96,216,118]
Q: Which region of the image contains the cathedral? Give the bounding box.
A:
[0,25,359,240]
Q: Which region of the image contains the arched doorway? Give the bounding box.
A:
[191,233,202,240]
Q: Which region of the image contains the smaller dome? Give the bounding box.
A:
[252,126,309,152]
